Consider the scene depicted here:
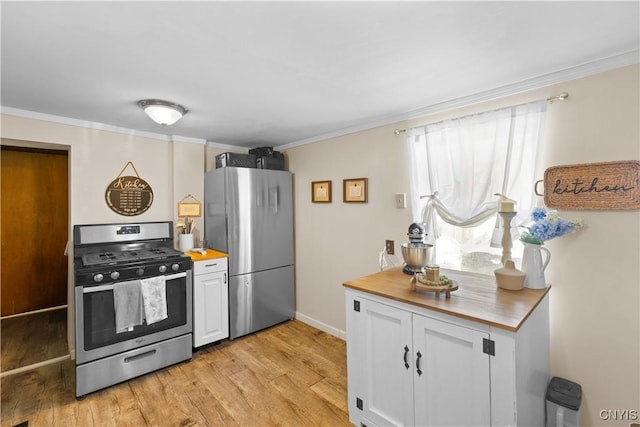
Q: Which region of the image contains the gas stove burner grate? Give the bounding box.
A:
[146,248,173,255]
[81,247,182,268]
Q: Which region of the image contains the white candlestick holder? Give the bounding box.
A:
[499,211,517,265]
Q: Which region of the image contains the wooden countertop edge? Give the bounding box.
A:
[343,269,551,332]
[185,249,228,261]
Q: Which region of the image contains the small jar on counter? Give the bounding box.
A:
[425,265,440,283]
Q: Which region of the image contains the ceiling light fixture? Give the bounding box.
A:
[137,99,188,126]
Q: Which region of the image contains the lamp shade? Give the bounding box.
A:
[137,99,187,126]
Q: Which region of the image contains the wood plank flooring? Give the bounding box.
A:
[1,308,68,372]
[1,320,351,427]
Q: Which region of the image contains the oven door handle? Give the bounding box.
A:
[163,272,188,281]
[82,272,187,293]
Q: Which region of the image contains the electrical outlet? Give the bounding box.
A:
[385,240,394,255]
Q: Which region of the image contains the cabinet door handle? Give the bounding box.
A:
[224,272,227,284]
[416,351,423,376]
[403,345,410,369]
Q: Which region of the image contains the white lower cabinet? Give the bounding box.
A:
[193,257,229,347]
[346,289,549,427]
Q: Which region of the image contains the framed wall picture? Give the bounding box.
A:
[343,178,368,203]
[177,194,202,217]
[312,180,332,203]
[177,202,202,217]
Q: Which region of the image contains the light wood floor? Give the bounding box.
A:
[1,320,351,427]
[1,307,68,373]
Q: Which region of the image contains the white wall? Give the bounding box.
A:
[287,65,639,426]
[1,116,205,227]
[0,115,206,357]
[286,125,414,336]
[172,141,206,247]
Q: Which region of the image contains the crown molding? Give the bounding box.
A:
[0,107,207,145]
[170,135,208,145]
[204,140,247,152]
[2,49,637,152]
[404,49,639,121]
[277,50,639,151]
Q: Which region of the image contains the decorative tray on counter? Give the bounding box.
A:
[410,274,458,298]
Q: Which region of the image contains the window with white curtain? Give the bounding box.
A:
[408,101,546,275]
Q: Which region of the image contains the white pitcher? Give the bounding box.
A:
[521,241,551,289]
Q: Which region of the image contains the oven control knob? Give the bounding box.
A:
[171,263,180,272]
[93,273,104,283]
[158,265,167,273]
[110,271,120,280]
[136,267,145,276]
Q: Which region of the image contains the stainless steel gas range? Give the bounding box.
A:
[73,221,192,397]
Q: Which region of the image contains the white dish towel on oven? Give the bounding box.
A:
[141,276,168,325]
[113,280,144,333]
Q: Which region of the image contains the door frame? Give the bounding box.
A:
[1,138,73,358]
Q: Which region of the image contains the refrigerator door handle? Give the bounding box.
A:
[256,188,263,207]
[268,187,279,213]
[274,187,279,213]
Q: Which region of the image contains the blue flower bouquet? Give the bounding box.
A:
[520,207,584,244]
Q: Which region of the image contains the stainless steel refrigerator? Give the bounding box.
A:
[204,167,295,339]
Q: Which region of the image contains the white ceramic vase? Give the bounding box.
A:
[494,260,525,290]
[521,241,551,289]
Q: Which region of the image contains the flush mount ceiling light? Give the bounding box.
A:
[137,99,188,126]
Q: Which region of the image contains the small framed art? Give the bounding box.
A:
[177,194,202,217]
[178,202,202,217]
[343,178,368,203]
[312,180,332,203]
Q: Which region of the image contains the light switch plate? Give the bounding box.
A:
[395,193,406,209]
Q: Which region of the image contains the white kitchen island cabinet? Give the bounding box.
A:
[190,252,229,347]
[344,268,550,427]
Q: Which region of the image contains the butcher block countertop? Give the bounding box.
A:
[343,267,550,332]
[185,249,228,261]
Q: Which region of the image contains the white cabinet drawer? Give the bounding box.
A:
[193,257,228,275]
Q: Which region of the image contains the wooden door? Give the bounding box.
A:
[1,146,69,316]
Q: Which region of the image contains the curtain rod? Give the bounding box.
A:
[393,92,569,135]
[546,91,569,103]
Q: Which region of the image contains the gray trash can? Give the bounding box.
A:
[546,376,582,427]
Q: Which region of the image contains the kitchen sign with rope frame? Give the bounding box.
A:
[535,160,640,210]
[105,161,154,216]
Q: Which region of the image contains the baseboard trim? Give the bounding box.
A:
[295,312,346,340]
[0,354,71,378]
[1,305,67,320]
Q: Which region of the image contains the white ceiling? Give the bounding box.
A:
[1,1,638,149]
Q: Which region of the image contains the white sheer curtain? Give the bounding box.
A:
[408,101,546,272]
